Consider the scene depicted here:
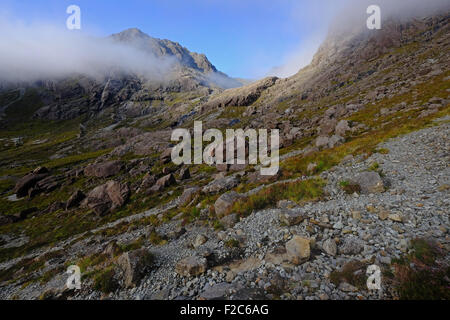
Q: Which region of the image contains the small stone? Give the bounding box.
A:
[388,213,403,222]
[322,238,337,256]
[193,234,208,248]
[351,210,361,220]
[378,209,390,220]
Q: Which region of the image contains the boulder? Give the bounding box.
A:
[83,180,130,216]
[175,256,208,277]
[105,180,130,208]
[328,134,344,148]
[155,174,176,189]
[160,148,172,164]
[354,172,385,194]
[65,190,85,210]
[214,191,242,218]
[179,167,190,180]
[278,209,305,226]
[193,234,208,248]
[315,136,330,149]
[335,120,351,136]
[198,282,233,300]
[220,213,239,229]
[178,187,200,206]
[13,173,48,198]
[84,161,123,178]
[138,173,157,192]
[286,236,310,264]
[202,175,239,194]
[117,249,154,288]
[339,237,364,255]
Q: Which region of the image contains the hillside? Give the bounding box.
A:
[0,12,448,300]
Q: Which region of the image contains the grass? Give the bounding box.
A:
[330,259,373,290]
[93,267,118,294]
[339,180,361,195]
[282,72,450,179]
[231,178,325,217]
[390,238,450,300]
[224,238,240,248]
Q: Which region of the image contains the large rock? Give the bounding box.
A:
[160,148,173,164]
[354,171,385,194]
[178,187,200,206]
[179,167,190,180]
[315,136,330,149]
[220,213,239,229]
[65,190,85,210]
[84,161,123,178]
[155,173,176,189]
[278,209,305,226]
[175,256,208,277]
[335,120,351,136]
[198,282,233,300]
[202,175,239,194]
[13,173,48,198]
[117,249,154,288]
[106,180,130,208]
[214,191,242,218]
[82,180,130,216]
[286,236,310,265]
[339,237,365,255]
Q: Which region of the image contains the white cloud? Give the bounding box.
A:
[0,18,176,83]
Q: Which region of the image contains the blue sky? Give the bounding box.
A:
[1,0,349,78]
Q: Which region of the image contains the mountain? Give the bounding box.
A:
[0,28,241,123]
[0,11,448,300]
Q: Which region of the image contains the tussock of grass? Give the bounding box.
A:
[391,238,450,300]
[231,178,325,217]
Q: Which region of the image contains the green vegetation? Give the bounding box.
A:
[93,267,118,294]
[330,259,373,290]
[231,178,325,217]
[339,180,361,195]
[224,238,240,248]
[390,238,450,300]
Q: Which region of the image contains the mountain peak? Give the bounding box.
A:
[112,28,150,41]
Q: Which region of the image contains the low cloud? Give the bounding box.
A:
[0,19,176,83]
[268,0,450,78]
